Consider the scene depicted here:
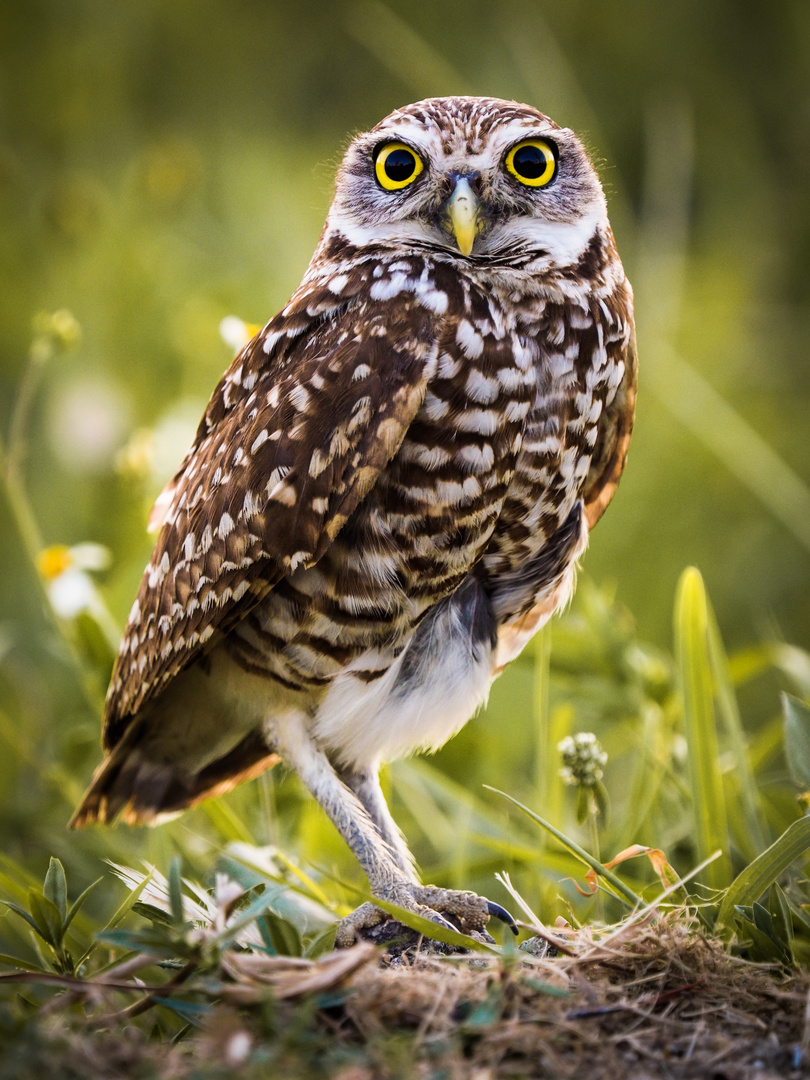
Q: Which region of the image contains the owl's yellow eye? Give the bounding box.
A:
[374,143,424,190]
[505,139,557,188]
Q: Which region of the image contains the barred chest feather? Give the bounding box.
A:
[222,242,632,766]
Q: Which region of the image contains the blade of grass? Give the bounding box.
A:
[359,896,499,954]
[706,602,768,858]
[486,787,643,908]
[716,816,810,934]
[201,798,254,845]
[77,869,155,966]
[674,568,732,890]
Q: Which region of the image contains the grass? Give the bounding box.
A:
[1,316,810,1077]
[2,4,810,1074]
[3,318,810,1076]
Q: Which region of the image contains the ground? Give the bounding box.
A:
[2,916,808,1080]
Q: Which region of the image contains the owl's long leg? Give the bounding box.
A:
[333,764,418,880]
[275,725,501,946]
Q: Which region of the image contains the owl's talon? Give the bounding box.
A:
[486,900,518,934]
[335,883,510,950]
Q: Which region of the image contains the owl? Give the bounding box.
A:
[72,97,636,945]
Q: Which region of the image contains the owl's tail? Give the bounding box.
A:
[70,726,280,828]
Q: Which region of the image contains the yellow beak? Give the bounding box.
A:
[446,176,480,257]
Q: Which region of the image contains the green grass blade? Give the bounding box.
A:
[706,603,768,858]
[63,878,103,934]
[43,858,67,922]
[674,567,732,889]
[168,857,185,927]
[716,816,810,934]
[368,897,499,953]
[0,952,46,973]
[486,787,643,908]
[782,694,810,788]
[202,798,255,845]
[77,868,155,965]
[533,627,559,824]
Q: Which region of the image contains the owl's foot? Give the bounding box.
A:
[334,885,516,949]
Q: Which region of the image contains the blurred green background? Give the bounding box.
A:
[1,0,809,932]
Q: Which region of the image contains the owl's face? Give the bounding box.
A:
[325,97,608,270]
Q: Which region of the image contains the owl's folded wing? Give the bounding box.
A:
[103,281,438,744]
[582,319,638,529]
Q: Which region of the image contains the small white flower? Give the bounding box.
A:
[558,732,608,787]
[37,543,112,619]
[220,316,259,352]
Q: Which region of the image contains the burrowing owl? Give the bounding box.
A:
[73,97,636,944]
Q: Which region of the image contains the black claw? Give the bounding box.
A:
[487,900,519,934]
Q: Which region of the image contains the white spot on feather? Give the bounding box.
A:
[251,430,269,454]
[456,319,484,359]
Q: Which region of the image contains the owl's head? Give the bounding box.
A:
[324,97,609,271]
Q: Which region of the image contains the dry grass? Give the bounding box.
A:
[5,914,810,1080]
[329,916,810,1079]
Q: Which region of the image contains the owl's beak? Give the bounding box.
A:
[445,175,481,257]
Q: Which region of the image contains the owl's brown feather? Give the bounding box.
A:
[104,282,439,743]
[73,96,637,944]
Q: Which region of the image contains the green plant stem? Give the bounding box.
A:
[487,787,643,909]
[87,958,199,1029]
[6,342,50,490]
[587,799,604,921]
[0,372,104,715]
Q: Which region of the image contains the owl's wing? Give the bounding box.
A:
[582,316,638,529]
[104,281,438,744]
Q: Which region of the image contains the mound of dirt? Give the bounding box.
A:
[3,915,809,1079]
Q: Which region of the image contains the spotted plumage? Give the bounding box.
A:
[73,97,637,944]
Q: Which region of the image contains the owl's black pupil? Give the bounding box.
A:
[513,145,548,178]
[384,148,416,181]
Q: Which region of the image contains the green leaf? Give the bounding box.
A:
[0,901,42,937]
[706,605,768,858]
[751,900,774,937]
[575,786,589,825]
[95,927,179,955]
[716,815,810,933]
[782,694,810,789]
[168,857,185,927]
[132,902,176,928]
[674,567,732,890]
[202,798,254,845]
[486,787,643,908]
[261,911,302,957]
[734,914,790,964]
[368,897,499,953]
[303,924,338,959]
[768,883,793,946]
[43,858,67,921]
[0,952,47,972]
[152,997,210,1027]
[592,780,610,823]
[215,885,289,946]
[464,984,503,1027]
[79,868,153,966]
[27,889,63,949]
[64,877,103,934]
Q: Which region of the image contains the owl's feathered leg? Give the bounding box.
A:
[334,764,418,880]
[274,724,504,946]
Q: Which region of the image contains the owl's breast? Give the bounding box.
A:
[481,282,635,659]
[224,283,539,696]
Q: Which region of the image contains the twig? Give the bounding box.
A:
[87,959,199,1028]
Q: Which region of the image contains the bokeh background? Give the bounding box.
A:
[1,0,809,930]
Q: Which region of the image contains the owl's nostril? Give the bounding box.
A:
[447,169,483,196]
